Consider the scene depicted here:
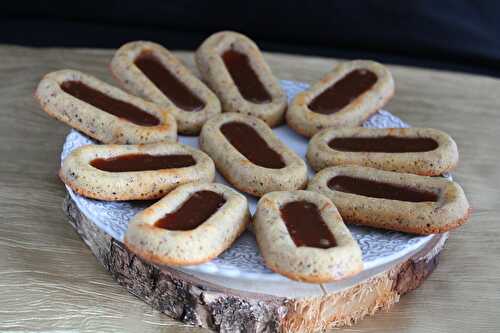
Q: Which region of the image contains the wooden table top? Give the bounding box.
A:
[0,44,498,333]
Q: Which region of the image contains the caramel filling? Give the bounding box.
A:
[61,81,160,126]
[220,121,285,169]
[280,200,337,249]
[309,69,377,114]
[135,51,205,111]
[154,190,226,231]
[90,153,195,172]
[221,49,272,104]
[328,176,438,202]
[328,136,439,153]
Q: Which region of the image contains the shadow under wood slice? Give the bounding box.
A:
[63,194,446,333]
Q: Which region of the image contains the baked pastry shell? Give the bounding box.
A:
[111,41,221,134]
[308,165,471,235]
[307,127,459,176]
[286,60,395,137]
[60,142,215,201]
[199,113,307,197]
[124,182,250,266]
[35,69,177,144]
[253,190,363,283]
[195,31,287,127]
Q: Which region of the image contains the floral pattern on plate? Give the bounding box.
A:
[62,80,433,281]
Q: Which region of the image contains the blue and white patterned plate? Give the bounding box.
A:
[62,80,434,282]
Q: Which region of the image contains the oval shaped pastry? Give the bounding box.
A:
[307,127,458,175]
[287,60,395,137]
[254,190,362,283]
[110,41,221,134]
[60,142,215,201]
[195,31,287,127]
[308,166,471,235]
[35,70,177,144]
[200,113,307,197]
[124,182,250,266]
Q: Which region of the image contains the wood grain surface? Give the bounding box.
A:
[0,45,498,332]
[62,193,448,332]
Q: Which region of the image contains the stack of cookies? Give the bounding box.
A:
[35,31,470,284]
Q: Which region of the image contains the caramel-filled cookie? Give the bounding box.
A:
[60,142,215,201]
[195,31,287,127]
[307,127,458,175]
[287,60,394,137]
[35,70,177,144]
[125,182,250,266]
[308,166,471,235]
[200,113,307,197]
[254,190,363,283]
[111,41,221,134]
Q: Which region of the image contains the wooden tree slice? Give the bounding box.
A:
[63,195,447,332]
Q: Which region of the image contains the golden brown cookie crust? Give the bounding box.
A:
[195,31,287,127]
[308,166,471,235]
[307,127,459,176]
[286,60,395,137]
[253,190,363,283]
[110,41,221,135]
[60,142,215,201]
[124,182,250,266]
[199,113,307,197]
[35,69,177,144]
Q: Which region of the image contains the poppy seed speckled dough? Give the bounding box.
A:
[195,31,287,127]
[199,113,307,197]
[35,69,177,144]
[60,142,215,201]
[287,60,394,137]
[253,190,363,283]
[307,127,459,176]
[124,182,250,266]
[111,41,221,134]
[308,165,471,235]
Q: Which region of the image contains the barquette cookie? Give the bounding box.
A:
[125,182,250,266]
[253,190,363,283]
[199,113,307,197]
[111,41,221,134]
[35,69,177,144]
[287,60,394,137]
[195,31,287,127]
[60,141,215,201]
[307,127,459,175]
[308,165,471,235]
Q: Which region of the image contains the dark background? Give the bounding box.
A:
[2,0,500,77]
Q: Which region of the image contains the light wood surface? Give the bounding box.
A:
[0,44,498,332]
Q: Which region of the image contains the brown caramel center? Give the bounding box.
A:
[134,51,205,111]
[280,200,337,249]
[328,136,439,153]
[220,121,285,169]
[61,81,160,126]
[154,190,226,231]
[328,176,438,202]
[90,154,195,172]
[221,49,272,104]
[309,69,378,114]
